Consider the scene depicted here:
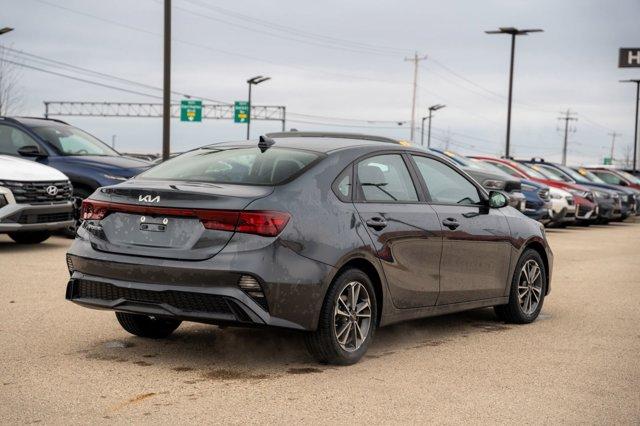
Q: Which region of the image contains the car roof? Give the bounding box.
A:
[204,132,416,154]
[0,116,69,127]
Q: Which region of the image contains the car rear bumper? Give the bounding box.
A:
[65,234,334,331]
[0,201,73,232]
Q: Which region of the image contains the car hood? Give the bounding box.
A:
[0,155,69,181]
[57,155,151,177]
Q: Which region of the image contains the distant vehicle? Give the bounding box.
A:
[583,166,640,192]
[429,149,527,213]
[574,167,638,216]
[0,117,151,234]
[0,155,73,244]
[470,158,550,222]
[66,132,552,365]
[547,186,577,227]
[522,160,623,223]
[471,156,596,226]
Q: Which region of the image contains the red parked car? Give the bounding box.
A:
[583,166,640,191]
[471,156,597,225]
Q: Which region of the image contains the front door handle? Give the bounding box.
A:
[365,217,387,230]
[442,217,460,230]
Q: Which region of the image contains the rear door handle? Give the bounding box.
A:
[442,217,460,230]
[365,217,387,230]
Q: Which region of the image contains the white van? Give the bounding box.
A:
[0,155,74,243]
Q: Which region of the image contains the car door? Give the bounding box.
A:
[352,153,443,309]
[410,155,512,305]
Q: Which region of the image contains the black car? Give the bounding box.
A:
[65,132,553,365]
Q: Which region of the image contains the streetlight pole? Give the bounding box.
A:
[621,79,640,173]
[486,27,543,158]
[421,104,445,148]
[162,1,171,161]
[246,75,271,140]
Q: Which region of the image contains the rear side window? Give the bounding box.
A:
[356,154,418,202]
[138,147,320,185]
[413,156,480,205]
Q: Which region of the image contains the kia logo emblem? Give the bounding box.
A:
[46,185,59,196]
[139,195,160,203]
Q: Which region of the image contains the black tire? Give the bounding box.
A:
[8,231,51,244]
[115,312,181,339]
[305,268,377,365]
[63,187,93,238]
[494,249,547,324]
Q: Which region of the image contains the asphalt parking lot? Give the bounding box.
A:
[1,222,639,424]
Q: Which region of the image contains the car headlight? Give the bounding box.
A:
[482,179,505,190]
[103,174,128,182]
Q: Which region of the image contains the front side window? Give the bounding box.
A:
[413,156,480,205]
[138,147,320,185]
[0,125,39,155]
[356,154,418,202]
[31,124,118,156]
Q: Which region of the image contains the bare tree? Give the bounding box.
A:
[0,45,24,115]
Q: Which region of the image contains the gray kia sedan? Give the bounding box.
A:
[65,132,553,365]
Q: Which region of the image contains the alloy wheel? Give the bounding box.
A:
[518,259,543,315]
[333,281,372,352]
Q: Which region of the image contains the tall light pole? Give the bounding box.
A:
[420,104,445,147]
[246,75,270,140]
[486,27,543,158]
[162,1,171,161]
[620,79,640,173]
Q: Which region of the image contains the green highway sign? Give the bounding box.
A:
[234,101,250,123]
[180,99,202,122]
[603,157,612,165]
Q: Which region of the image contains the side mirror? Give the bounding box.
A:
[488,191,509,209]
[17,145,47,158]
[619,180,628,186]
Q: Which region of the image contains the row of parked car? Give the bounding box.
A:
[1,115,639,244]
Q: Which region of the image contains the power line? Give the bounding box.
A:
[2,58,164,99]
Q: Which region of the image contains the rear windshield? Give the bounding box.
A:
[137,147,320,185]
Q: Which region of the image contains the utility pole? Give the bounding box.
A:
[608,131,620,163]
[404,52,428,142]
[620,79,640,173]
[558,109,578,166]
[162,0,171,161]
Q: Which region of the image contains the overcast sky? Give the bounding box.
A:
[2,0,639,165]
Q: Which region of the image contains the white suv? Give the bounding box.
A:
[0,155,74,244]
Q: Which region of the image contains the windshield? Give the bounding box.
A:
[468,158,513,178]
[32,124,118,156]
[516,163,547,179]
[557,165,590,182]
[575,168,606,184]
[530,164,572,182]
[138,147,320,185]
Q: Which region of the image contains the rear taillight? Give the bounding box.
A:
[236,211,290,237]
[80,199,290,237]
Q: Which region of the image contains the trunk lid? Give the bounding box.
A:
[84,180,273,260]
